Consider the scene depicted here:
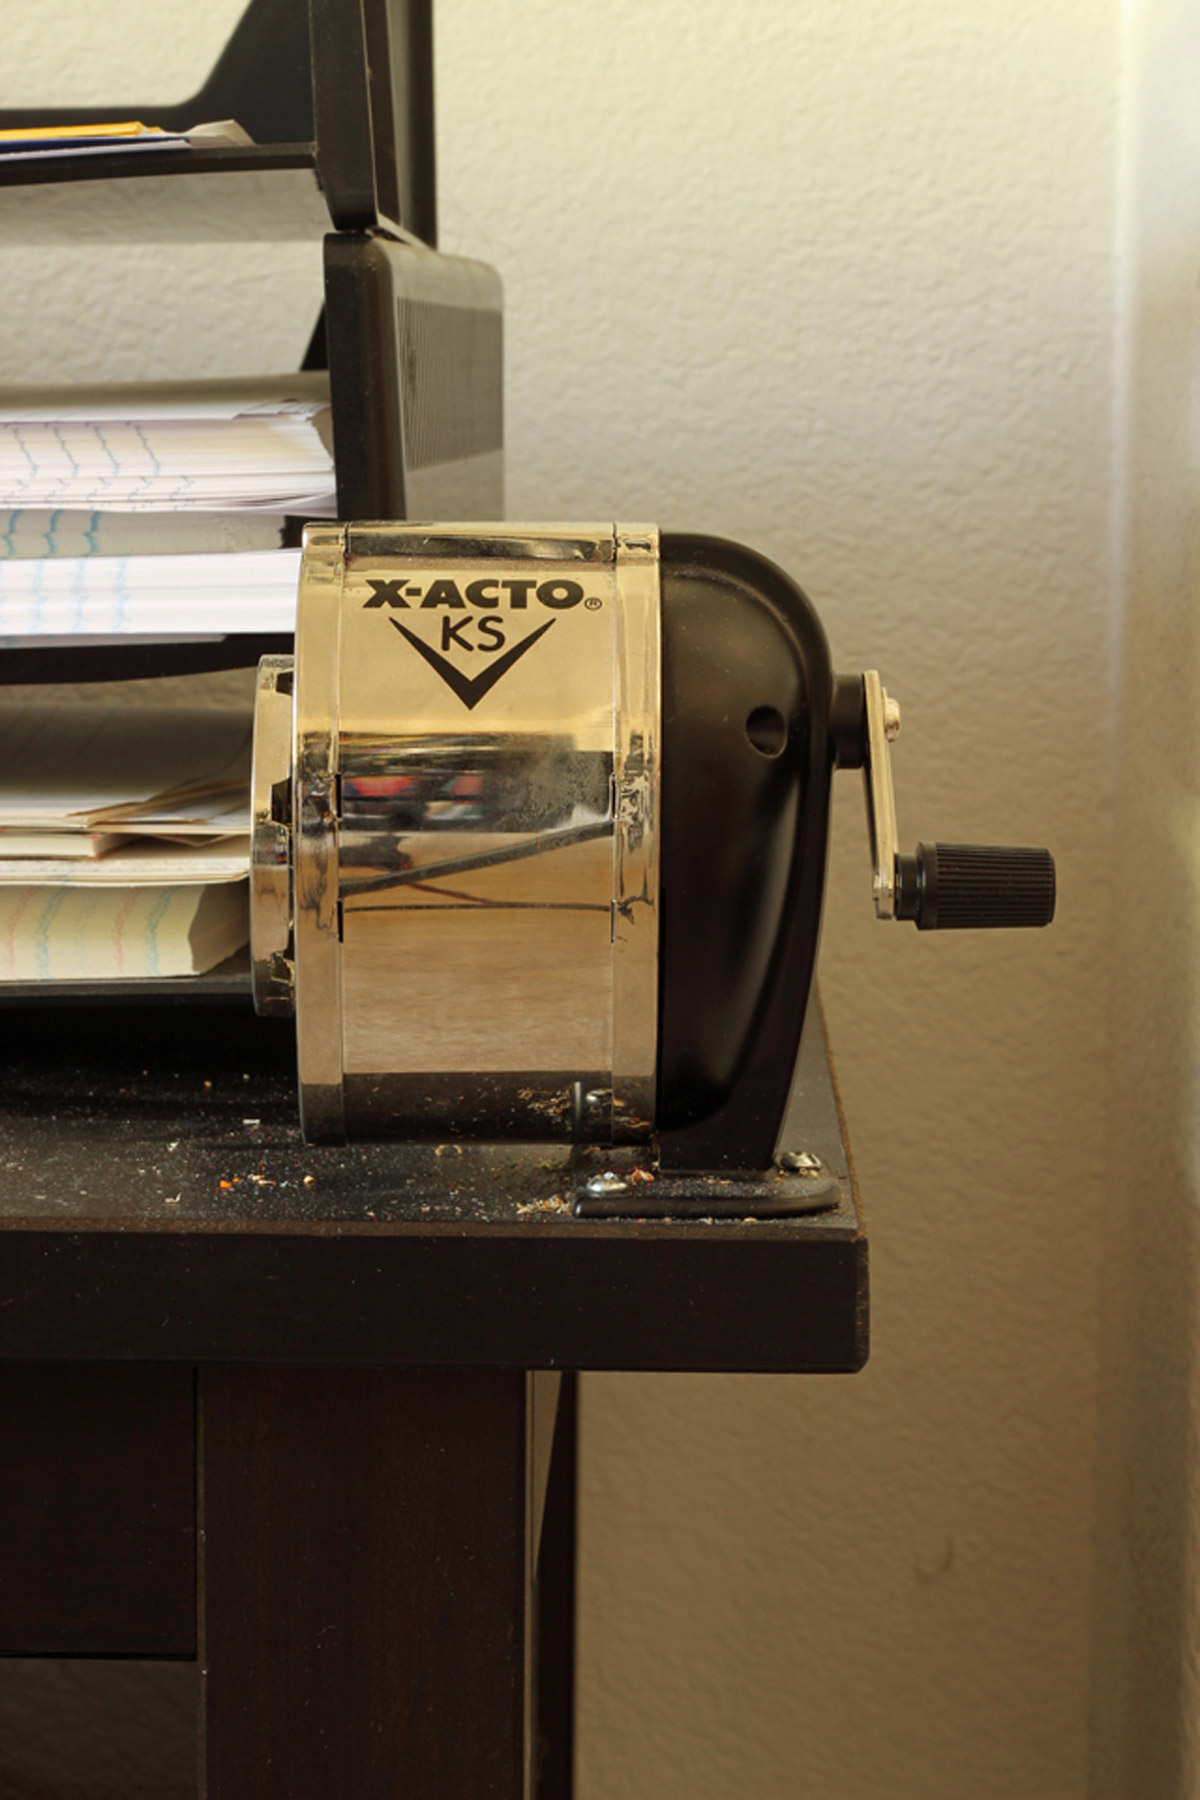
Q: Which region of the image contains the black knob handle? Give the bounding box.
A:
[896,842,1056,930]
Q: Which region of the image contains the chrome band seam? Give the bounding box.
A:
[293,524,346,1142]
[611,527,661,1142]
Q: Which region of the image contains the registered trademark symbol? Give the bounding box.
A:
[585,596,602,610]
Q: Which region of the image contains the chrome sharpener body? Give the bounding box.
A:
[252,523,660,1147]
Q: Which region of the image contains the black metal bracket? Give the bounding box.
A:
[571,1145,839,1221]
[310,0,437,242]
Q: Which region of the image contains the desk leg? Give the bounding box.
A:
[198,1367,535,1799]
[535,1370,577,1799]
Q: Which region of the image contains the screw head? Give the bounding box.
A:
[584,1171,629,1196]
[777,1150,821,1174]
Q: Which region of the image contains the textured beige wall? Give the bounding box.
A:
[0,4,1156,1797]
[0,0,319,382]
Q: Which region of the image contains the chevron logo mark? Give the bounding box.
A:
[389,617,556,711]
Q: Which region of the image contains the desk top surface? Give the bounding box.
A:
[0,996,867,1372]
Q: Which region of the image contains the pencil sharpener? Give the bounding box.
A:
[250,523,1055,1179]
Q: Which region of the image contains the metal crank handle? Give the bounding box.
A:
[830,672,1056,931]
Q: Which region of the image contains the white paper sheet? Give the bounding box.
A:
[0,375,334,512]
[0,697,253,830]
[0,547,300,637]
[0,834,250,886]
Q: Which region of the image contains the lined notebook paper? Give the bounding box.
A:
[0,375,334,513]
[0,548,299,639]
[0,509,287,560]
[0,880,248,979]
[0,377,305,981]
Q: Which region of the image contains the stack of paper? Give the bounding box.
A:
[0,375,316,978]
[0,119,254,164]
[0,509,286,560]
[0,834,249,884]
[0,697,251,839]
[0,375,334,514]
[0,547,300,640]
[0,376,324,644]
[0,882,248,981]
[0,693,252,977]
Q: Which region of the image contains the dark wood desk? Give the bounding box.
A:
[0,1002,865,1797]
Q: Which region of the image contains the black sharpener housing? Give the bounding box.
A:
[658,535,835,1173]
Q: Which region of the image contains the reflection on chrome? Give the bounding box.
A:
[339,817,613,902]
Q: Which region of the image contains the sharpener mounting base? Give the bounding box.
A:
[571,1145,839,1219]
